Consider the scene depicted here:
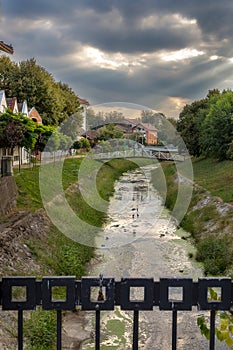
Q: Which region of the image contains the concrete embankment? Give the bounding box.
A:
[0,176,17,216]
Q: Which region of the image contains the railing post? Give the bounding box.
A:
[57,310,62,350]
[95,309,101,350]
[209,310,216,350]
[132,310,139,350]
[18,310,23,350]
[172,310,177,350]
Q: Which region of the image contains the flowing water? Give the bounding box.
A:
[81,165,226,349]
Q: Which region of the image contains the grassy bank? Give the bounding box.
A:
[152,158,233,276]
[14,157,150,278]
[13,157,156,349]
[192,157,233,203]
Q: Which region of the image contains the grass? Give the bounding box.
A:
[13,157,150,278]
[152,158,233,275]
[192,157,233,203]
[12,156,156,349]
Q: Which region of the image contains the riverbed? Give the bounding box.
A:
[81,165,226,349]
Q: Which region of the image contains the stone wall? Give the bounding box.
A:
[0,176,18,215]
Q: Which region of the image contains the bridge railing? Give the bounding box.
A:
[89,147,153,160]
[0,276,231,350]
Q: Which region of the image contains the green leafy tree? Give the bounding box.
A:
[177,98,208,157]
[141,110,162,125]
[0,56,18,95]
[200,90,233,160]
[86,108,105,129]
[97,124,124,141]
[59,112,83,140]
[80,137,90,150]
[34,124,55,153]
[0,57,81,126]
[0,110,38,154]
[104,111,125,124]
[72,138,90,150]
[57,82,81,120]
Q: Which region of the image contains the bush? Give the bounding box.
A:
[196,235,232,275]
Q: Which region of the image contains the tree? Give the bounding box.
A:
[73,138,90,151]
[57,82,81,120]
[104,111,125,124]
[96,124,124,141]
[141,110,162,125]
[34,124,55,153]
[0,57,81,126]
[59,112,83,140]
[177,99,208,157]
[0,56,18,95]
[86,109,105,129]
[0,110,37,154]
[200,91,233,160]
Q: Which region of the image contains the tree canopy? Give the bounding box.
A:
[0,56,82,126]
[177,89,233,160]
[96,124,124,141]
[0,110,54,154]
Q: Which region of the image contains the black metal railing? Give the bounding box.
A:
[0,276,232,349]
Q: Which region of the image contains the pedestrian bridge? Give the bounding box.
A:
[88,144,185,162]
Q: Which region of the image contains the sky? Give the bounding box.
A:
[1,0,233,118]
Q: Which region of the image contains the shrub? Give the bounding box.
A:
[196,235,233,275]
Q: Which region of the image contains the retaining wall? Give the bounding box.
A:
[0,176,17,215]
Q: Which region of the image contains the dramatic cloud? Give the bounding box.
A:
[1,0,233,117]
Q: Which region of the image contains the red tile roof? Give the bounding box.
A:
[0,41,14,54]
[78,97,89,105]
[138,123,158,132]
[29,107,42,124]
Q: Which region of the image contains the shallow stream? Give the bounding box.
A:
[81,165,226,349]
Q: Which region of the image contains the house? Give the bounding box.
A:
[0,91,43,166]
[28,107,42,124]
[6,97,18,113]
[89,119,158,145]
[78,97,89,132]
[132,123,158,145]
[18,100,29,117]
[0,90,7,113]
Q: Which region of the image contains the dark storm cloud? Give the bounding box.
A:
[2,0,199,53]
[67,18,199,54]
[2,0,233,116]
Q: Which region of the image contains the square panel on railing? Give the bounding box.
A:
[198,278,231,310]
[81,277,115,310]
[42,277,76,310]
[120,278,154,310]
[159,278,193,310]
[1,277,36,310]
